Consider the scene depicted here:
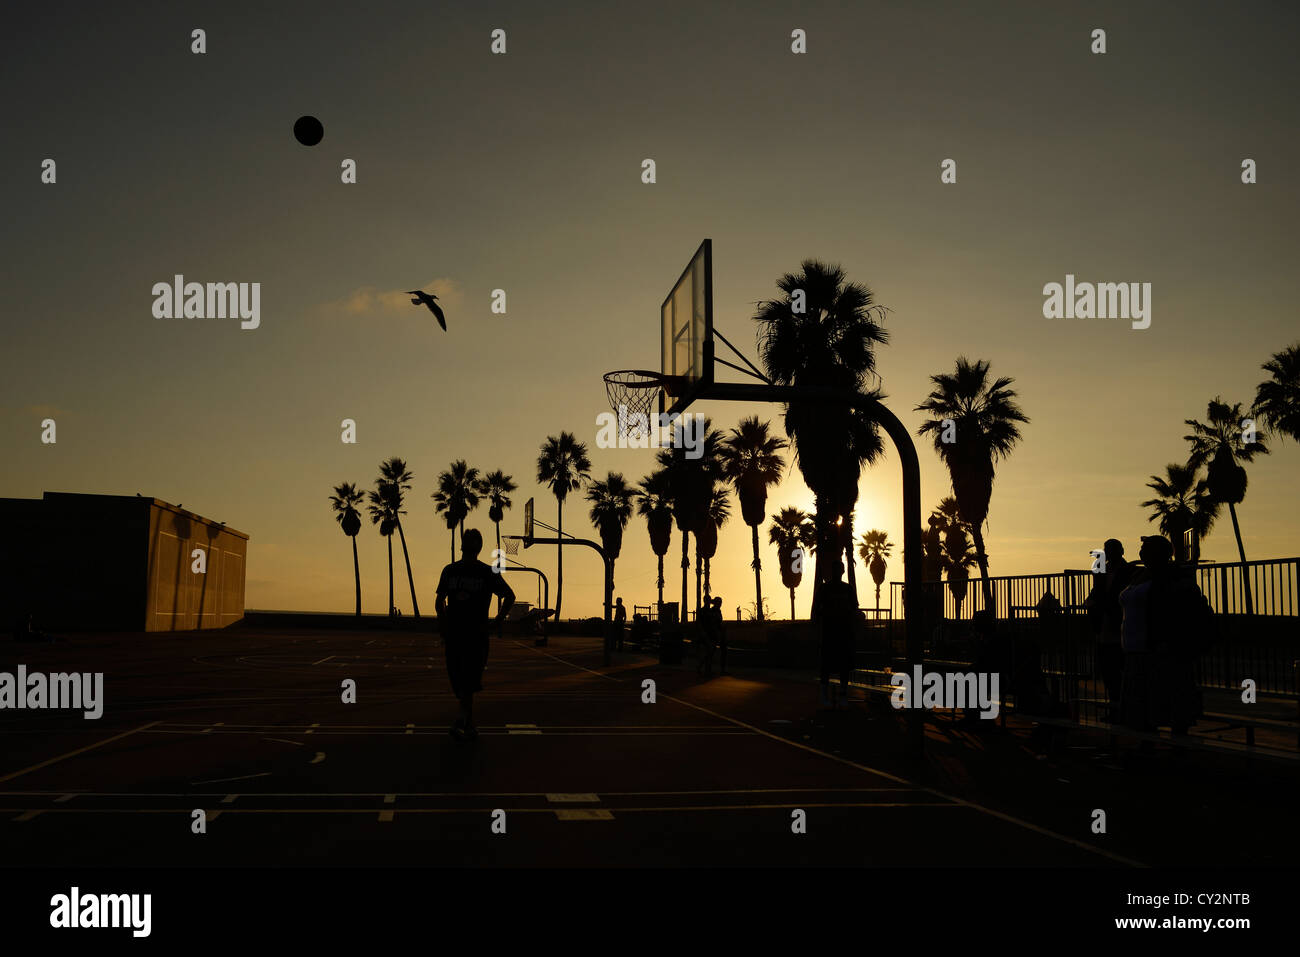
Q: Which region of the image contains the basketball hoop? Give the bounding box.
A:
[603,369,664,439]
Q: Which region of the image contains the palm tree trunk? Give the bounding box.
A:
[789,586,796,621]
[680,531,689,620]
[694,544,702,619]
[495,520,504,616]
[969,524,994,611]
[656,553,665,607]
[875,582,880,614]
[449,529,455,562]
[395,520,420,618]
[387,536,394,616]
[351,536,361,616]
[704,557,711,603]
[1227,502,1255,615]
[555,500,564,622]
[751,524,763,620]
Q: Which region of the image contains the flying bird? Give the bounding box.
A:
[407,290,446,330]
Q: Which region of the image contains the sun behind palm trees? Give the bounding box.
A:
[329,482,365,616]
[754,261,889,604]
[536,432,592,622]
[856,529,893,615]
[769,506,817,619]
[915,357,1029,612]
[720,416,788,620]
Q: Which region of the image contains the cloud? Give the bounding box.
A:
[323,278,463,319]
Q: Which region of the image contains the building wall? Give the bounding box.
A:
[144,502,248,631]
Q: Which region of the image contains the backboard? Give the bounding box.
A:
[660,239,713,416]
[523,497,534,547]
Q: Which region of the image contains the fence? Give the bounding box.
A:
[879,558,1300,732]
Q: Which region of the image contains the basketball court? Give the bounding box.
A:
[0,626,1137,868]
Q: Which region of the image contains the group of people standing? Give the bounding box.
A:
[1086,535,1215,735]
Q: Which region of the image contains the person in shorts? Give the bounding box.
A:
[435,528,515,741]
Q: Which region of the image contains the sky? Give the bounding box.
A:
[2,0,1297,619]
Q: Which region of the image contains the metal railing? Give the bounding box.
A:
[877,558,1300,743]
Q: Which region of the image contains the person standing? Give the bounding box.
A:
[613,597,627,652]
[1085,538,1134,720]
[435,528,515,741]
[813,559,858,708]
[711,596,729,675]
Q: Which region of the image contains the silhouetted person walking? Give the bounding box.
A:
[711,596,729,674]
[1085,538,1134,718]
[814,559,858,708]
[435,528,515,741]
[613,597,627,652]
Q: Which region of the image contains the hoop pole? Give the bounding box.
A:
[699,381,925,756]
[528,535,615,667]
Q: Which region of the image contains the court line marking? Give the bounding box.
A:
[263,737,305,747]
[193,773,270,785]
[0,721,162,785]
[0,787,920,798]
[547,793,599,803]
[518,642,1146,868]
[313,656,334,665]
[555,809,613,821]
[12,810,43,822]
[0,803,958,816]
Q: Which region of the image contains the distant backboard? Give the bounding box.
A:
[523,497,534,547]
[660,239,713,416]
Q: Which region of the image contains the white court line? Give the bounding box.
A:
[193,773,271,785]
[313,656,334,665]
[0,721,162,785]
[518,639,1147,867]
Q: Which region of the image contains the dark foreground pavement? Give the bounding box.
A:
[2,626,1297,868]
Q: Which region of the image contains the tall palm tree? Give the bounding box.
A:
[1253,343,1300,443]
[536,432,592,622]
[768,506,817,619]
[857,529,893,614]
[432,460,485,554]
[329,482,365,616]
[1185,398,1270,614]
[657,418,725,621]
[697,487,731,603]
[587,472,637,614]
[377,457,420,618]
[915,357,1030,610]
[754,260,890,610]
[366,488,397,615]
[719,416,788,620]
[1140,463,1220,563]
[636,469,674,608]
[482,470,518,562]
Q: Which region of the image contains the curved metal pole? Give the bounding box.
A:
[526,536,614,666]
[502,565,549,638]
[701,382,925,755]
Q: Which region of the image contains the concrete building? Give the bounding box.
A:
[0,492,248,633]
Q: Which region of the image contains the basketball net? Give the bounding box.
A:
[602,370,662,440]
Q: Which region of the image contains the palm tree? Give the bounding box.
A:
[377,457,420,618]
[587,472,637,615]
[1140,463,1220,563]
[636,469,674,608]
[1185,398,1270,614]
[482,470,518,562]
[915,357,1029,611]
[536,432,592,622]
[941,523,979,620]
[697,487,732,603]
[857,530,893,614]
[366,488,397,615]
[719,416,788,620]
[657,418,725,621]
[329,482,365,616]
[768,506,817,619]
[754,261,890,608]
[1254,343,1300,443]
[432,460,485,556]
